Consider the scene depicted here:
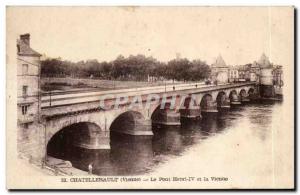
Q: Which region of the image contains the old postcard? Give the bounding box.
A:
[6,6,294,189]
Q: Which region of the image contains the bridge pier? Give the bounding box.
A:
[230,94,241,106]
[74,131,110,150]
[259,85,275,98]
[111,118,153,136]
[152,109,181,126]
[248,87,260,102]
[201,102,218,117]
[240,95,250,104]
[180,107,201,120]
[73,123,110,150]
[179,96,201,121]
[200,94,218,117]
[240,91,251,104]
[217,96,231,111]
[120,119,153,136]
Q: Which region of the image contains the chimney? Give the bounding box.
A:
[20,33,30,46]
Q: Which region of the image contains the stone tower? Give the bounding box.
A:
[211,55,229,84]
[257,53,274,98]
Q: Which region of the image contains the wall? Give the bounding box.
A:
[17,54,42,162]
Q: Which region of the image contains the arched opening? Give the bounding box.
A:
[47,122,114,175]
[239,89,250,103]
[247,88,257,101]
[239,89,247,97]
[248,88,255,95]
[179,96,201,121]
[200,94,218,114]
[229,90,241,105]
[47,122,105,160]
[216,91,230,109]
[110,111,152,135]
[151,103,181,126]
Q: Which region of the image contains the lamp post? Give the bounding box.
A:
[48,77,52,107]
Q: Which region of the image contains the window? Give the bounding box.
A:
[22,86,28,97]
[22,105,29,115]
[22,64,28,75]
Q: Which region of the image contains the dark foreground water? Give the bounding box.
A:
[48,101,281,176]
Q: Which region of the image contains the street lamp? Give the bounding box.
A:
[48,77,52,107]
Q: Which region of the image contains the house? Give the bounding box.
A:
[17,33,42,155]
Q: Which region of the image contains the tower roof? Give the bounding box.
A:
[257,53,272,68]
[212,55,227,67]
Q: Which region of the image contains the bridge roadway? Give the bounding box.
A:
[41,82,207,107]
[41,82,255,109]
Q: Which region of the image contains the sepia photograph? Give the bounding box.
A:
[6,6,294,189]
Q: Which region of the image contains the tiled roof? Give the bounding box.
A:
[17,39,41,57]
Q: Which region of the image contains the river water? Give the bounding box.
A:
[48,101,283,178]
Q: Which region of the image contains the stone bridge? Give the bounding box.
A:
[25,82,258,162]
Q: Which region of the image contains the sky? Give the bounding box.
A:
[7,6,294,66]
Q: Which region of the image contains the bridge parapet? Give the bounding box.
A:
[41,101,101,119]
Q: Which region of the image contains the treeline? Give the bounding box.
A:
[41,54,211,81]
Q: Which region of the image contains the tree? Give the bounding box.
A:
[41,55,211,81]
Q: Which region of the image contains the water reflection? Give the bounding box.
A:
[47,102,280,175]
[110,134,154,175]
[153,126,183,156]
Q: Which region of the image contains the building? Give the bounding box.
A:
[273,65,283,97]
[211,55,229,84]
[273,65,283,86]
[228,66,239,82]
[228,64,251,82]
[250,61,261,82]
[17,34,43,158]
[228,53,283,98]
[255,53,274,97]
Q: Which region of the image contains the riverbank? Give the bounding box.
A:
[17,154,92,176]
[45,156,91,176]
[41,77,185,92]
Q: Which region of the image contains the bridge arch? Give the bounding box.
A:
[239,89,247,97]
[179,96,198,110]
[45,114,104,147]
[229,90,238,101]
[179,95,200,119]
[110,110,152,135]
[47,122,104,158]
[248,87,255,95]
[216,91,227,107]
[151,102,181,126]
[200,94,214,109]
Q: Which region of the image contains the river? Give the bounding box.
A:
[48,101,285,184]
